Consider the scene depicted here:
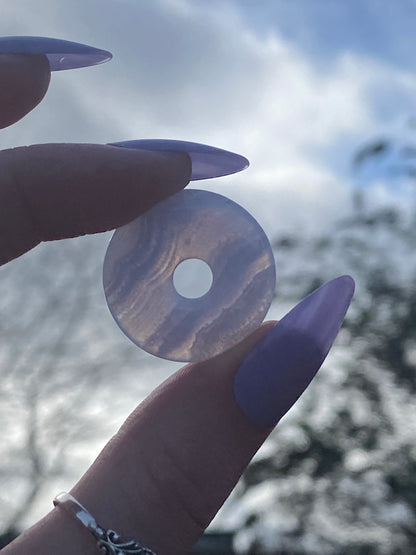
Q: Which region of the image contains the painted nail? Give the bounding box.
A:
[234,275,355,428]
[109,139,249,180]
[0,36,112,71]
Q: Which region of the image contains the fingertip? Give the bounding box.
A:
[120,147,192,193]
[0,143,192,265]
[0,53,51,128]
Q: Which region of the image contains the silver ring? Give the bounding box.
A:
[53,492,156,555]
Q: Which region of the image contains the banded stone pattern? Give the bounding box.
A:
[103,189,276,362]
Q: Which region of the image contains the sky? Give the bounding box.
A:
[2,0,416,237]
[2,0,416,532]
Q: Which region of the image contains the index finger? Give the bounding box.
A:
[0,144,191,265]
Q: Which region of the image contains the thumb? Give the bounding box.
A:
[0,54,51,128]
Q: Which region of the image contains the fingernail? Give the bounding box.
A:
[109,139,249,181]
[234,275,355,428]
[0,36,112,71]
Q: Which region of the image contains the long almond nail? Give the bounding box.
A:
[0,36,112,71]
[233,275,355,428]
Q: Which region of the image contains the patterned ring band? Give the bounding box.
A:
[53,492,156,555]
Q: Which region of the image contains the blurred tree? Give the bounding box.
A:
[0,233,153,535]
[191,531,235,554]
[226,134,416,554]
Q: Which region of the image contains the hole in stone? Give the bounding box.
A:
[173,258,213,299]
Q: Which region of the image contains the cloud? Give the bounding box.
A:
[2,0,416,236]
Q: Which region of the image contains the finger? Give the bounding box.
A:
[5,322,275,555]
[70,277,354,554]
[4,277,354,555]
[0,54,51,128]
[0,144,191,265]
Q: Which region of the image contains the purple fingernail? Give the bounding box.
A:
[109,139,249,180]
[0,36,112,71]
[234,275,355,428]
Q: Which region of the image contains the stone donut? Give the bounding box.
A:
[103,189,276,362]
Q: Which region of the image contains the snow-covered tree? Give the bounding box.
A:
[227,133,416,554]
[0,233,156,535]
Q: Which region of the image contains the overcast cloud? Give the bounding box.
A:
[2,0,416,236]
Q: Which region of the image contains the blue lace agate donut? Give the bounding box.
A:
[103,189,276,362]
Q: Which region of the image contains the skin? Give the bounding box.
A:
[0,54,276,554]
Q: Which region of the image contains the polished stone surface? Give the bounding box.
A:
[103,189,276,362]
[109,139,249,180]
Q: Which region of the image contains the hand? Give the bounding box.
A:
[1,53,353,554]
